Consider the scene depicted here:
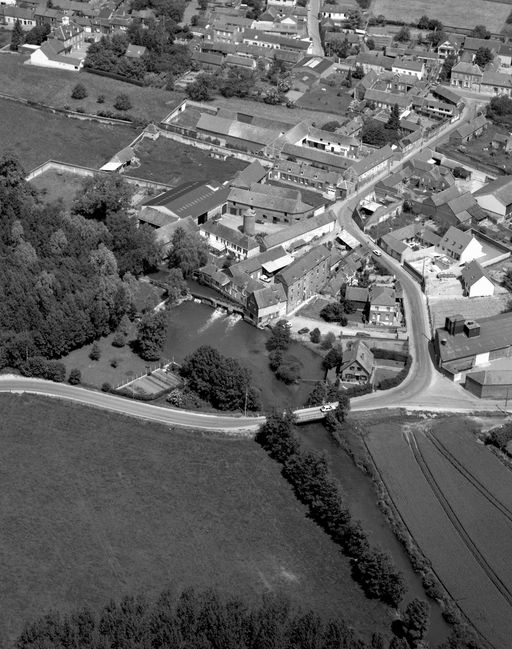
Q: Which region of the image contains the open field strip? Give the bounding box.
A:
[371,0,511,32]
[428,427,512,518]
[366,426,512,649]
[414,433,512,597]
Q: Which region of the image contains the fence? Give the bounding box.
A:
[114,358,177,390]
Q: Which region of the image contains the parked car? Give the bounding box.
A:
[372,249,382,256]
[298,327,310,334]
[320,404,336,412]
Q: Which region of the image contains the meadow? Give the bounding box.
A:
[0,394,392,643]
[0,98,132,172]
[0,55,180,123]
[371,0,512,32]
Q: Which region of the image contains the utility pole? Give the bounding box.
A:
[244,387,248,417]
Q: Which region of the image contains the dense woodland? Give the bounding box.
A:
[0,157,160,371]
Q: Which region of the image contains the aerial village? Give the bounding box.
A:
[3,0,512,400]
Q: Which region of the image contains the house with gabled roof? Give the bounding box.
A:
[29,39,83,70]
[473,175,512,222]
[369,286,399,326]
[275,245,331,312]
[461,260,494,297]
[451,61,483,91]
[246,283,287,326]
[437,226,483,263]
[200,221,260,260]
[339,340,374,384]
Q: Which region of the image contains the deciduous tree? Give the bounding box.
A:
[136,310,167,361]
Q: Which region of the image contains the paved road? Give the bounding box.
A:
[307,0,324,56]
[0,97,499,432]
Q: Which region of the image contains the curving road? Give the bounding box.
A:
[0,98,500,430]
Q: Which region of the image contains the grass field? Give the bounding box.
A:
[295,87,353,116]
[365,415,512,649]
[130,137,247,185]
[30,170,88,209]
[372,0,512,32]
[0,394,393,643]
[0,54,181,123]
[0,98,133,171]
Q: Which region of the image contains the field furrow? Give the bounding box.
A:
[366,428,512,649]
[430,427,512,512]
[415,433,512,600]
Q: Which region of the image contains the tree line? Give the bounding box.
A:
[15,587,390,649]
[255,412,406,608]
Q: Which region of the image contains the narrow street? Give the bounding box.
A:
[307,0,324,56]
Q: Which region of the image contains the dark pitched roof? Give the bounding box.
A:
[276,245,330,285]
[145,181,229,219]
[436,311,512,363]
[340,340,374,375]
[460,259,492,287]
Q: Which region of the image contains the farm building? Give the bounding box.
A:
[449,114,488,145]
[473,176,512,223]
[465,359,512,399]
[460,260,494,297]
[142,181,230,225]
[260,210,337,251]
[200,220,260,261]
[434,312,512,381]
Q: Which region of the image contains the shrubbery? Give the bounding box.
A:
[19,357,66,382]
[485,423,512,452]
[255,413,406,608]
[377,355,412,390]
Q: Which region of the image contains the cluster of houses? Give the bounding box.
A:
[438,33,512,97]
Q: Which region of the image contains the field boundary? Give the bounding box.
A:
[0,90,136,129]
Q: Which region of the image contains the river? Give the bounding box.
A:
[162,299,324,411]
[161,291,449,644]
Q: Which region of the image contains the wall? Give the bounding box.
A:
[25,159,173,192]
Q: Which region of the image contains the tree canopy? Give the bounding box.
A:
[180,345,260,411]
[167,226,209,277]
[0,155,136,368]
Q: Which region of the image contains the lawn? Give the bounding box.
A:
[130,136,247,185]
[371,0,511,32]
[59,331,158,390]
[295,86,354,116]
[30,170,88,209]
[0,54,181,123]
[0,98,133,171]
[440,124,512,176]
[0,394,393,643]
[365,415,512,649]
[296,296,332,320]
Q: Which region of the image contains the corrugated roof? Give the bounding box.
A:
[145,181,229,219]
